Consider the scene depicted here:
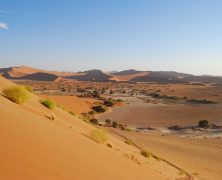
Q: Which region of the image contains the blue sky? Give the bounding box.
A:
[0,0,222,75]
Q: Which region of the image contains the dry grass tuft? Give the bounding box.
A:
[90,129,108,144]
[3,86,31,104]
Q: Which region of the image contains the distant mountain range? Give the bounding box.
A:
[1,66,222,84]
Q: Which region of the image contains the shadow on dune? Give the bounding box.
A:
[3,72,58,81]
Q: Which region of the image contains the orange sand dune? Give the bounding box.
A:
[0,77,182,179]
[40,95,97,114]
[113,72,149,81]
[5,66,79,78]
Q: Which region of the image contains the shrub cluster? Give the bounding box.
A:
[90,118,99,125]
[40,98,56,110]
[187,99,217,104]
[92,105,106,113]
[90,129,108,144]
[3,86,31,104]
[103,99,114,107]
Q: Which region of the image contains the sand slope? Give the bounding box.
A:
[114,130,222,180]
[40,95,97,114]
[0,77,174,180]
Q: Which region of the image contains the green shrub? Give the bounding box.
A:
[23,85,33,92]
[90,129,108,144]
[40,98,56,110]
[141,150,151,159]
[3,86,31,104]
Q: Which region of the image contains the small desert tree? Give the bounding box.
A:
[112,121,118,128]
[103,99,114,107]
[92,105,106,113]
[105,119,112,126]
[198,120,209,128]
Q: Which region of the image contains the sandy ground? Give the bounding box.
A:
[98,97,222,127]
[97,96,222,180]
[0,77,188,180]
[111,129,222,180]
[40,94,97,114]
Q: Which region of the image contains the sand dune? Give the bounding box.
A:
[2,66,222,83]
[40,95,97,114]
[0,77,185,179]
[0,66,78,81]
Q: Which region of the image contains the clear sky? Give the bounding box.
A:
[0,0,222,75]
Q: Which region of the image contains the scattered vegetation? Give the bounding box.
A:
[3,86,31,104]
[40,98,56,110]
[103,99,114,107]
[90,129,108,144]
[187,99,217,104]
[92,90,100,98]
[140,150,161,161]
[77,88,87,93]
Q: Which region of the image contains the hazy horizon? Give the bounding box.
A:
[1,0,222,76]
